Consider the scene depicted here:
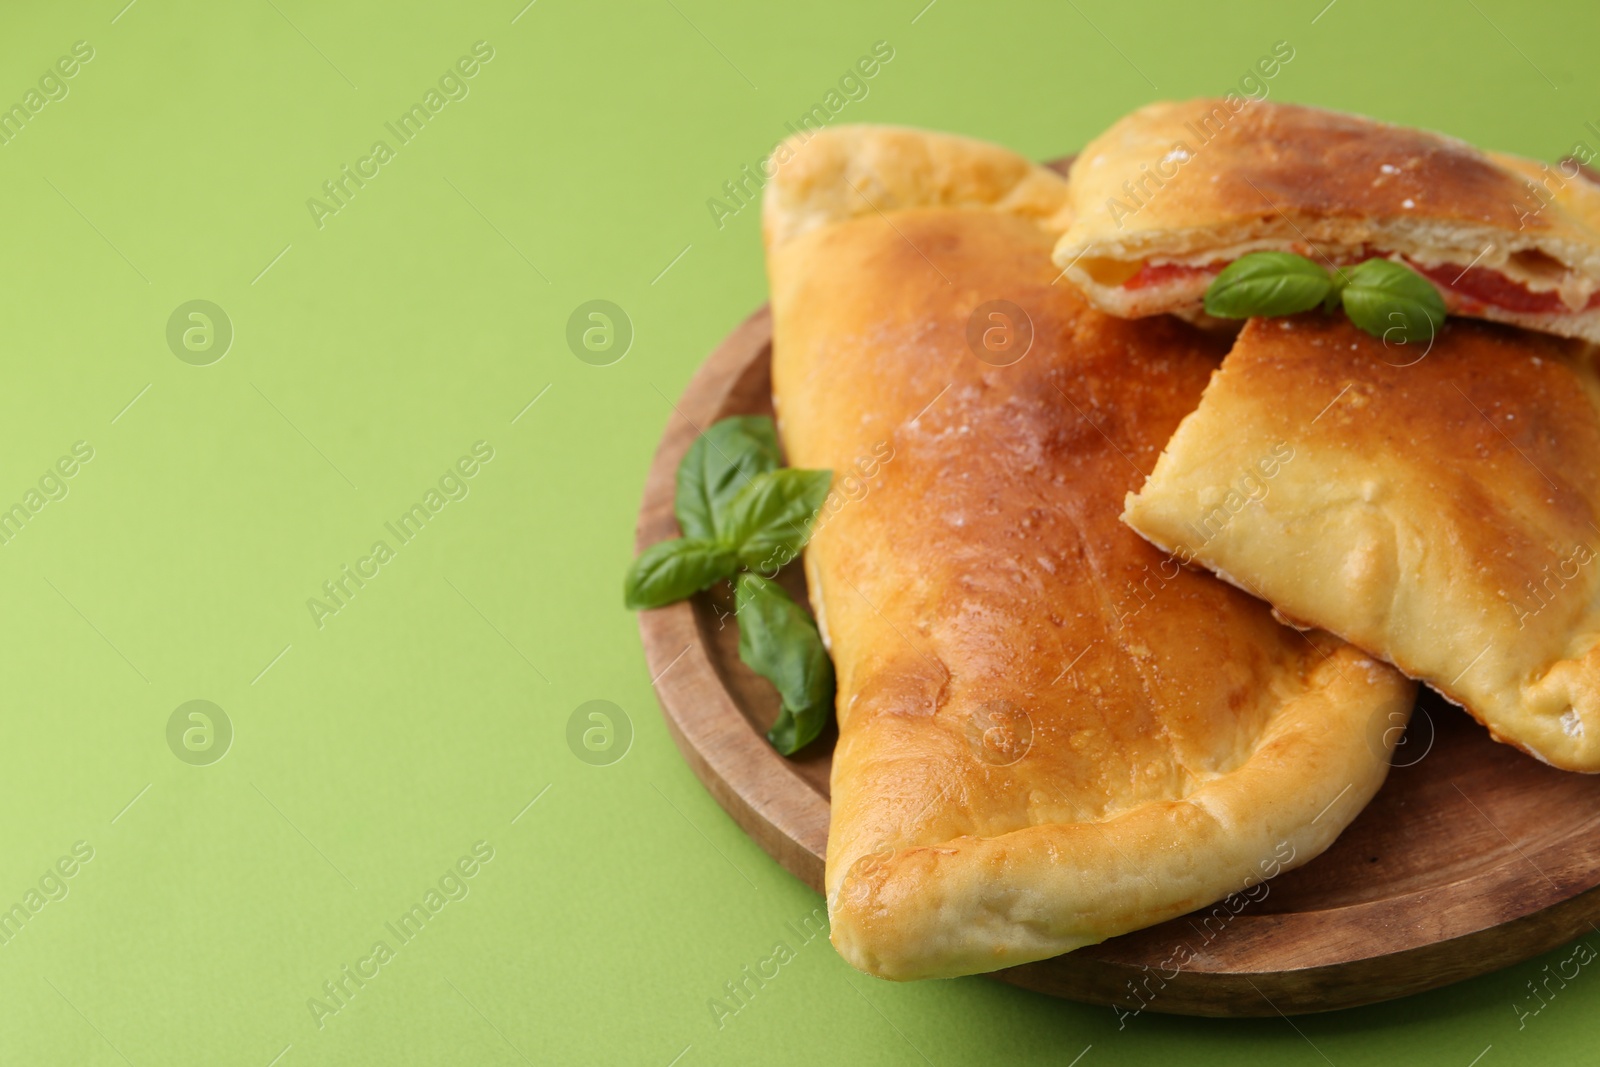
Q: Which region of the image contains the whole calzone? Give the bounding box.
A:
[1054,99,1600,343]
[763,124,1415,980]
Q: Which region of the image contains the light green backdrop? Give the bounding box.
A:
[0,0,1592,1063]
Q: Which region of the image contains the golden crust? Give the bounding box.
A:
[764,125,1414,980]
[763,124,1074,253]
[1124,313,1600,771]
[1054,99,1600,342]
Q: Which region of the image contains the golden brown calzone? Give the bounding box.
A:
[764,125,1415,980]
[1055,99,1600,342]
[1125,313,1600,771]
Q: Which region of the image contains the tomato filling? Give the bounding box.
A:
[1409,261,1600,314]
[1121,254,1600,315]
[1122,261,1222,289]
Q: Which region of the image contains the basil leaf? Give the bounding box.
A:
[1203,252,1334,319]
[735,573,834,754]
[623,538,737,610]
[675,416,781,542]
[767,698,832,756]
[723,468,833,570]
[1340,258,1446,344]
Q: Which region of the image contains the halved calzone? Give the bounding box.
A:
[1124,313,1600,771]
[1055,99,1600,343]
[765,125,1415,980]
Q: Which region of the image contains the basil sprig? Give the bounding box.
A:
[624,415,835,755]
[1204,252,1446,343]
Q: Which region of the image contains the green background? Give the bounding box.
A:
[0,0,1593,1063]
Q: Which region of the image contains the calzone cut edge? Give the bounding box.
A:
[1055,99,1600,342]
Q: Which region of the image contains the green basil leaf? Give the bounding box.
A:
[1340,258,1446,344]
[623,538,737,610]
[723,468,833,571]
[734,573,834,754]
[675,416,781,542]
[766,698,832,756]
[1203,251,1334,319]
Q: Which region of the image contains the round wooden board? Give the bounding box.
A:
[633,161,1600,1017]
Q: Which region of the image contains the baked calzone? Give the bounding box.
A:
[1055,99,1600,343]
[764,125,1415,980]
[1124,313,1600,771]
